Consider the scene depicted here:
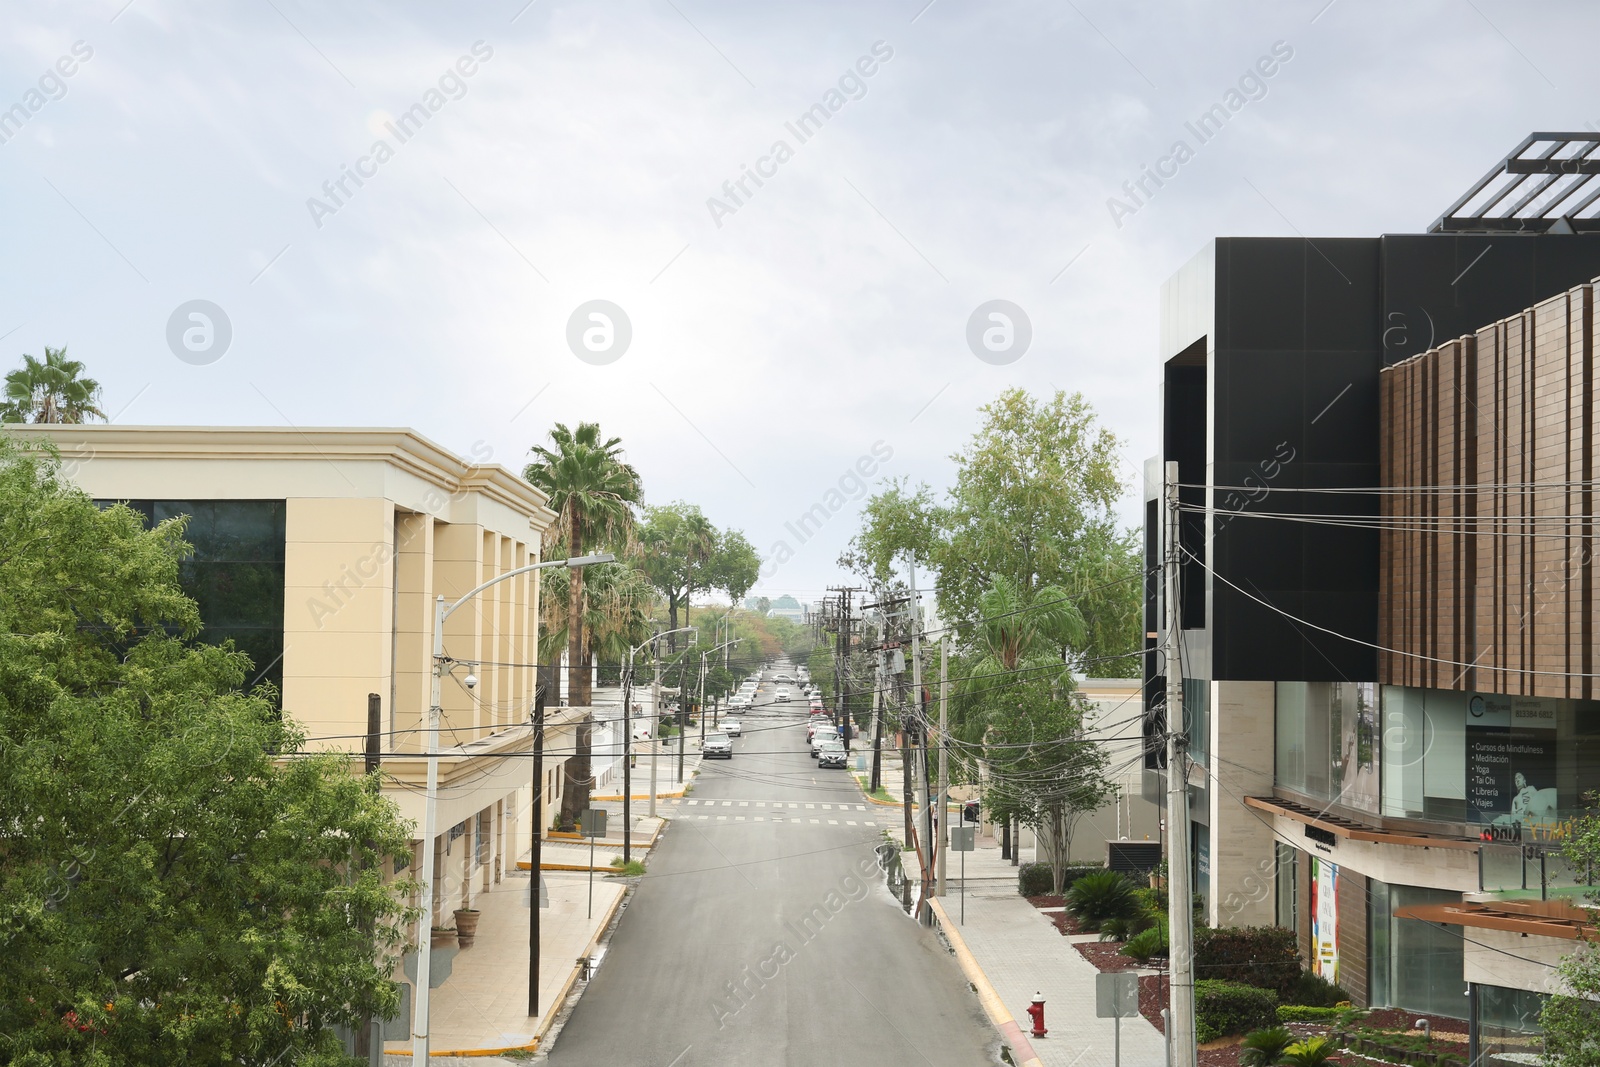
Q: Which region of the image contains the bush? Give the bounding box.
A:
[1194,926,1301,998]
[1279,1036,1338,1066]
[1239,1026,1293,1067]
[1100,911,1158,943]
[1275,1005,1346,1023]
[1018,861,1103,897]
[1195,979,1279,1042]
[1285,969,1349,1008]
[1120,925,1169,964]
[1066,870,1143,932]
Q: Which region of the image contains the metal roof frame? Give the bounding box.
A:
[1430,132,1600,233]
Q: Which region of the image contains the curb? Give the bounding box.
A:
[851,773,903,807]
[928,898,1047,1067]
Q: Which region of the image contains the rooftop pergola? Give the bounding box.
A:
[1430,131,1600,233]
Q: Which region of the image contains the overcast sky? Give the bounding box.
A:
[5,0,1595,604]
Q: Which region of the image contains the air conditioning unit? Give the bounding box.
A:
[1107,840,1161,873]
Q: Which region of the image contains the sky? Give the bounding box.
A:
[4,0,1597,606]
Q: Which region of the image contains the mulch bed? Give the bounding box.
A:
[1073,939,1144,972]
[1025,894,1066,909]
[1357,1008,1467,1036]
[1048,911,1084,936]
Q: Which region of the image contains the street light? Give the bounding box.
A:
[411,552,613,1065]
[621,625,694,863]
[697,640,741,756]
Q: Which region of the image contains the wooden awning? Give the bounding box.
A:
[1393,898,1599,941]
[1245,795,1480,851]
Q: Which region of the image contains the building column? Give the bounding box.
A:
[1207,680,1277,928]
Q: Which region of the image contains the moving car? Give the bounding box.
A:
[810,726,838,756]
[816,741,846,768]
[776,687,791,702]
[721,720,742,737]
[702,732,732,759]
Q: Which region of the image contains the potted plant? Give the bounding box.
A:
[430,926,455,950]
[454,908,481,949]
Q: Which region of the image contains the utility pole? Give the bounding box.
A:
[937,635,949,898]
[826,586,859,752]
[908,555,934,924]
[870,646,885,793]
[1165,460,1197,1067]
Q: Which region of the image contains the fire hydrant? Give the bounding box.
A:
[1026,992,1047,1038]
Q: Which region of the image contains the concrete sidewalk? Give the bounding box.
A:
[383,868,626,1058]
[590,744,701,800]
[933,842,1169,1067]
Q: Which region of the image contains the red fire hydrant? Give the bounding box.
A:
[1026,992,1047,1038]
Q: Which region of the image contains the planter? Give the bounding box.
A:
[454,909,481,949]
[431,927,455,950]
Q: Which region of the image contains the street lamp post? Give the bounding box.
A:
[698,639,740,747]
[410,552,613,1065]
[622,626,693,863]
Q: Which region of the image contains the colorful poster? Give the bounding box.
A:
[1310,857,1339,984]
[1466,694,1558,831]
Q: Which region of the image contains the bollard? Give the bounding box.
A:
[1026,992,1047,1038]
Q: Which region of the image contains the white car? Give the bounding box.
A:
[721,720,742,737]
[776,687,791,702]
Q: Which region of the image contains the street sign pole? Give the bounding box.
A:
[580,809,608,919]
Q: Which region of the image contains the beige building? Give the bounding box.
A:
[15,424,583,924]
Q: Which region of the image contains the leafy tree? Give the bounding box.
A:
[1,346,106,425]
[523,422,641,828]
[980,667,1117,894]
[845,389,1140,673]
[0,435,416,1066]
[638,505,761,648]
[1543,794,1600,1066]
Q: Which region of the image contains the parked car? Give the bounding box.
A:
[721,720,742,737]
[702,733,733,758]
[810,726,838,756]
[816,741,847,768]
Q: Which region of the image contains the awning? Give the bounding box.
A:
[1393,898,1598,941]
[1245,795,1479,851]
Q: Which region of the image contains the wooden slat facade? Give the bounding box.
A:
[1380,280,1597,698]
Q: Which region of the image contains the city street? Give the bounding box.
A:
[545,670,1000,1066]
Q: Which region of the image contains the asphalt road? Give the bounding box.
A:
[544,664,1000,1067]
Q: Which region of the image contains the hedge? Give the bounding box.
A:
[1276,1005,1346,1023]
[1195,980,1279,1042]
[1018,861,1104,897]
[1193,926,1300,998]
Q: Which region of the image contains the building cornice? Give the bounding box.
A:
[6,424,554,523]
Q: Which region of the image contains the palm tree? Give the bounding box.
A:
[1,346,106,424]
[524,423,641,830]
[1240,1026,1295,1067]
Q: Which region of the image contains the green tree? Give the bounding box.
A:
[1,346,107,425]
[637,503,715,645]
[1542,795,1600,1065]
[0,435,416,1066]
[523,422,641,829]
[709,529,760,610]
[845,389,1140,673]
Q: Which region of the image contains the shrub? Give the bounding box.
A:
[1279,1036,1338,1066]
[1285,969,1349,1007]
[1100,911,1158,943]
[1018,862,1054,897]
[1239,1026,1294,1067]
[1194,926,1301,998]
[1275,1005,1345,1023]
[1195,979,1279,1042]
[1066,870,1142,932]
[1018,861,1104,897]
[1120,925,1169,964]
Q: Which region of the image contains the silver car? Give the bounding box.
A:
[702,733,732,758]
[816,741,847,768]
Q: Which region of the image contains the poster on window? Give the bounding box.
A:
[1310,857,1338,984]
[1466,695,1558,834]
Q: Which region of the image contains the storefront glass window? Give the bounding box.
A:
[1474,984,1546,1066]
[1370,881,1466,1019]
[1275,682,1379,812]
[1381,685,1600,833]
[1275,842,1296,931]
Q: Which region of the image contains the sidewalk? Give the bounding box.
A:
[590,745,702,800]
[382,868,626,1058]
[931,842,1169,1067]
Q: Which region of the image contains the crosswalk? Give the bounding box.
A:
[683,814,866,825]
[677,800,870,811]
